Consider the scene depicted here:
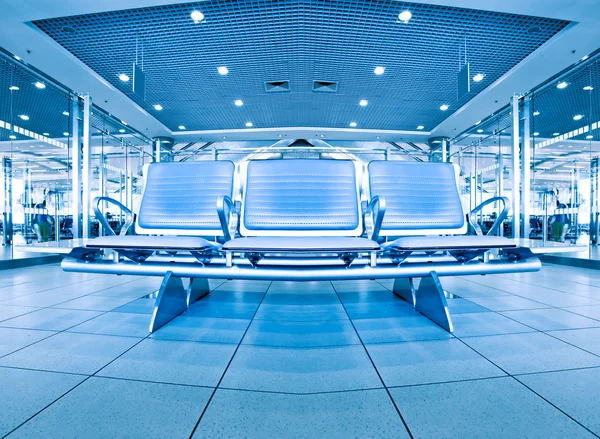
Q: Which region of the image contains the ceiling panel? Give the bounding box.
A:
[32,0,569,132]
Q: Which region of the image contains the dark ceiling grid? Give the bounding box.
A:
[530,60,600,141]
[0,57,71,142]
[33,0,569,132]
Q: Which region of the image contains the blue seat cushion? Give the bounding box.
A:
[243,159,360,231]
[86,236,221,251]
[382,235,516,251]
[368,161,465,231]
[222,237,379,252]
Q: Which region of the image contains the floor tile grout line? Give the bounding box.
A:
[330,281,415,439]
[187,280,273,439]
[1,330,150,439]
[453,333,600,438]
[511,375,600,438]
[0,274,144,304]
[0,375,94,439]
[0,296,148,361]
[465,275,600,303]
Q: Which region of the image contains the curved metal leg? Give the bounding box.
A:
[149,271,188,333]
[187,277,210,306]
[414,272,453,333]
[392,278,415,306]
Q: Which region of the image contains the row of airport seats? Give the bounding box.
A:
[62,159,541,333]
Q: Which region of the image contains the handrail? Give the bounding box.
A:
[366,195,386,242]
[468,196,510,236]
[216,195,237,241]
[92,196,133,236]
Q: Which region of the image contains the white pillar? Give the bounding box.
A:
[511,94,521,240]
[82,94,92,239]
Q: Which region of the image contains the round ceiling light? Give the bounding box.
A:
[398,10,412,22]
[190,10,205,23]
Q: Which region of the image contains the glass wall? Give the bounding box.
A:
[0,52,74,259]
[453,52,600,257]
[451,109,512,236]
[0,49,152,258]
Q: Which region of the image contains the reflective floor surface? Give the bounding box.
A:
[1,264,600,438]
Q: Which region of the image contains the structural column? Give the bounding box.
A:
[428,137,450,162]
[521,97,532,240]
[70,98,81,239]
[81,94,92,239]
[2,157,12,245]
[511,94,521,240]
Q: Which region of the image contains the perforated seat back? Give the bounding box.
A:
[368,161,467,236]
[136,161,235,236]
[241,159,362,236]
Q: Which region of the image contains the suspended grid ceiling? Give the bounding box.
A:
[32,0,570,132]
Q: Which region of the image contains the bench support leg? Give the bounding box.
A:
[414,272,453,333]
[187,277,210,306]
[149,271,211,333]
[392,278,415,306]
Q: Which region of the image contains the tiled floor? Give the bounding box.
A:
[1,264,600,438]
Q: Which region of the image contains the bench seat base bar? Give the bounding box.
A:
[62,257,541,281]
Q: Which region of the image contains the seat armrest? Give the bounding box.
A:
[469,196,510,236]
[216,195,237,241]
[92,196,133,236]
[365,195,386,242]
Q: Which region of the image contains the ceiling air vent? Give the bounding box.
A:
[312,80,338,92]
[264,80,290,92]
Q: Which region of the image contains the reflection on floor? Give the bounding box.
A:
[1,264,600,437]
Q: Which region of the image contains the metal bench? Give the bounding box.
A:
[62,158,541,333]
[366,160,535,331]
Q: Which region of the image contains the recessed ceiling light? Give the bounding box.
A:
[417,125,424,130]
[533,111,540,116]
[9,85,19,91]
[14,55,21,61]
[374,66,385,75]
[477,129,483,133]
[190,10,205,23]
[533,132,539,136]
[245,122,253,127]
[63,132,69,136]
[359,99,368,107]
[553,132,560,136]
[475,120,481,125]
[582,55,590,61]
[153,104,163,111]
[18,115,29,121]
[178,125,186,130]
[349,121,357,127]
[43,132,49,136]
[121,120,127,125]
[587,135,593,139]
[234,100,243,107]
[222,136,227,139]
[557,81,568,89]
[440,104,449,111]
[34,81,46,89]
[62,111,69,116]
[398,10,412,22]
[472,73,485,82]
[119,129,125,133]
[118,73,130,82]
[584,85,594,91]
[573,114,584,121]
[217,66,229,75]
[9,135,16,139]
